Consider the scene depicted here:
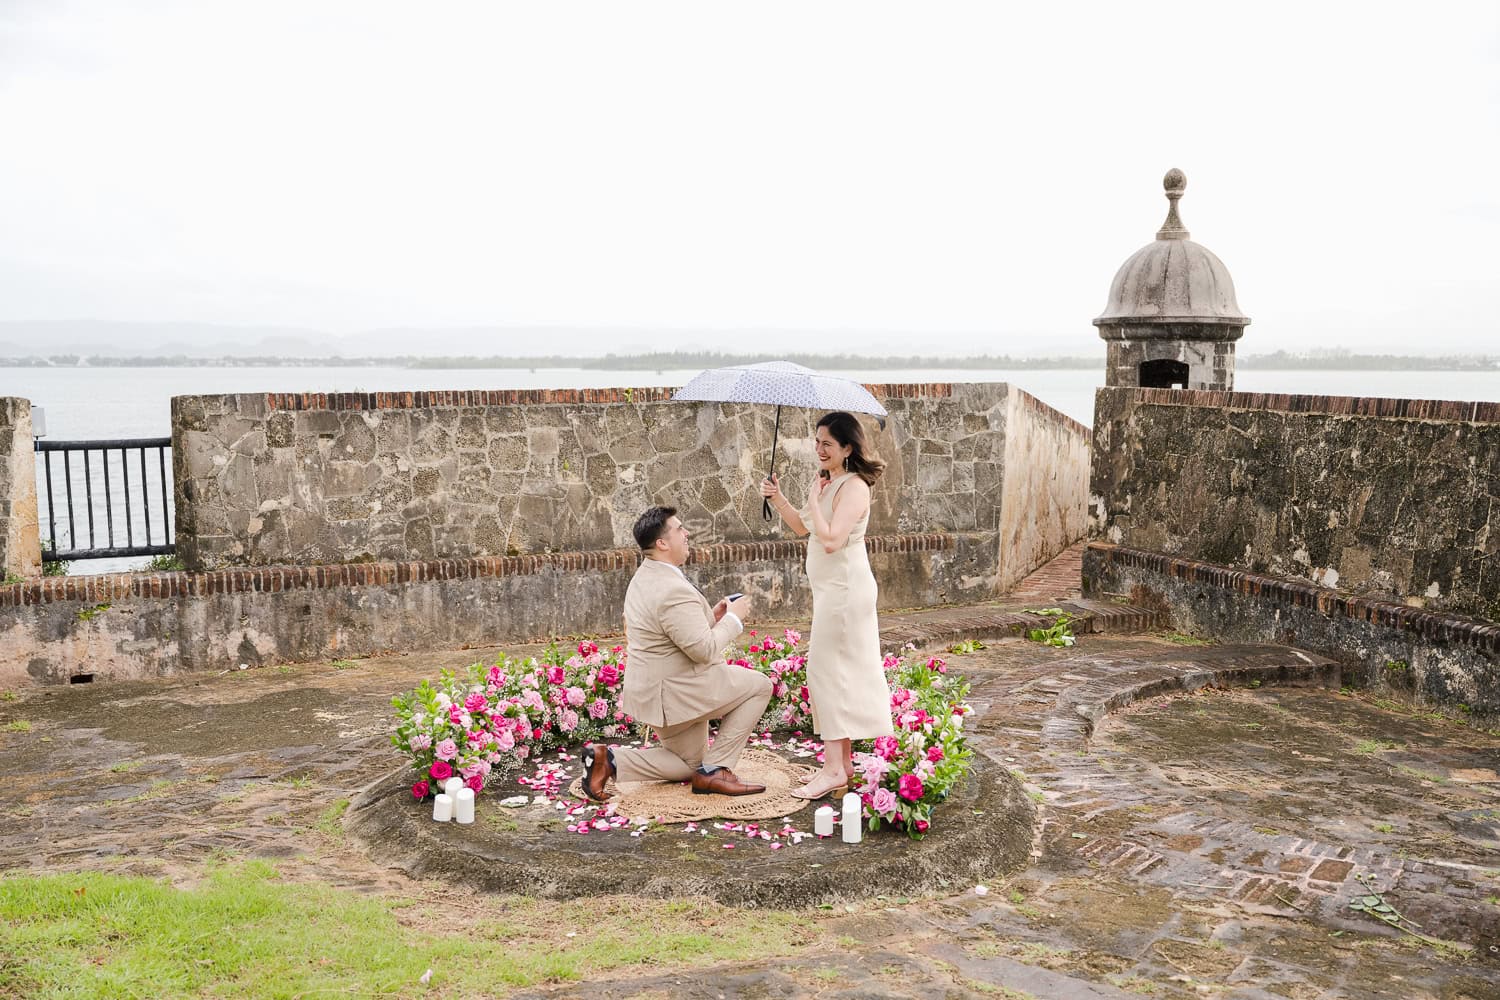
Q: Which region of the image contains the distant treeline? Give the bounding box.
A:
[2,350,1497,371]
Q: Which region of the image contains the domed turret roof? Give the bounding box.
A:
[1094,169,1249,328]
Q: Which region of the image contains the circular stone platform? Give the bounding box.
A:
[344,752,1034,908]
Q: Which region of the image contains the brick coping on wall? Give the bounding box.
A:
[1108,387,1500,423]
[0,532,976,608]
[1087,542,1500,652]
[258,382,958,412]
[1011,386,1090,438]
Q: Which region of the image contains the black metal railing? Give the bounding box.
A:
[35,438,175,561]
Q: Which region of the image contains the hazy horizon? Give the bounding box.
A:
[2,3,1497,357]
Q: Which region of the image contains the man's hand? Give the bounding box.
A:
[712,598,729,623]
[727,594,752,622]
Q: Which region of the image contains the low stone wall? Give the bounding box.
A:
[1,532,991,686]
[1091,387,1500,619]
[172,383,1017,569]
[0,398,40,579]
[1084,543,1500,717]
[997,389,1091,593]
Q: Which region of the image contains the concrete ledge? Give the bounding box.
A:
[344,751,1034,908]
[1084,542,1500,716]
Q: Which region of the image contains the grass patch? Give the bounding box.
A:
[0,864,815,997]
[1374,823,1394,834]
[1353,739,1402,754]
[109,760,144,773]
[315,799,349,839]
[330,659,359,671]
[0,690,16,701]
[5,719,31,733]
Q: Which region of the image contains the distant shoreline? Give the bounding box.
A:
[1,350,1497,372]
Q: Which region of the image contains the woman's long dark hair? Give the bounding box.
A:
[816,411,886,486]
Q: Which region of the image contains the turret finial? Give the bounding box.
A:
[1156,168,1189,241]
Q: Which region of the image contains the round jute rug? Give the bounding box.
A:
[565,748,819,823]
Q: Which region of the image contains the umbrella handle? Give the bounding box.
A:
[762,405,781,522]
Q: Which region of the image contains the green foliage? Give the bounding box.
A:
[1023,608,1076,647]
[948,638,987,655]
[5,720,31,733]
[142,553,186,571]
[40,540,69,577]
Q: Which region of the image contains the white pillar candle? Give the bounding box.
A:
[454,787,475,824]
[814,805,835,837]
[443,776,464,799]
[432,793,453,823]
[841,792,862,844]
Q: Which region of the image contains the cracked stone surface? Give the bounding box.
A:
[4,613,1500,998]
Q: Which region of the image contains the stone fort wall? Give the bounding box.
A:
[3,381,1090,685]
[1086,386,1500,715]
[1090,387,1500,620]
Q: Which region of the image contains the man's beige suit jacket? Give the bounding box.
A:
[619,558,744,729]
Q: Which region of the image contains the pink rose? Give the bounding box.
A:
[411,780,430,800]
[578,640,598,658]
[465,774,484,794]
[898,773,925,802]
[873,736,901,761]
[515,745,530,760]
[598,663,621,687]
[871,787,899,818]
[408,733,432,751]
[559,709,579,733]
[495,728,515,751]
[546,665,565,685]
[927,745,945,763]
[589,698,609,720]
[464,691,488,713]
[915,819,930,833]
[429,759,452,781]
[435,738,459,761]
[566,686,586,707]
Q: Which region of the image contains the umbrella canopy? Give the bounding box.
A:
[673,361,888,419]
[673,361,888,520]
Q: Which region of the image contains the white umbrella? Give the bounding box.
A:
[673,361,889,520]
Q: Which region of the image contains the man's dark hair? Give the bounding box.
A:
[633,505,678,550]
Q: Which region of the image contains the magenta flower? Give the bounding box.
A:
[546,665,565,685]
[464,691,488,713]
[465,774,484,794]
[598,663,621,687]
[429,759,453,781]
[411,780,430,800]
[927,745,945,763]
[873,736,901,761]
[898,773,925,802]
[435,738,459,761]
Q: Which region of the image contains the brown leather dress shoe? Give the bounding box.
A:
[690,768,766,796]
[582,743,614,801]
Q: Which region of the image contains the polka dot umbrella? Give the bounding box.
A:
[673,361,889,520]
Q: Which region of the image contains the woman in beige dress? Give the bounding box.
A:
[761,411,895,800]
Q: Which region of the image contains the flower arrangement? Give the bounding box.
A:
[851,654,973,839]
[389,640,630,801]
[391,633,975,839]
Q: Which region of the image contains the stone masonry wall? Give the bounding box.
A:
[996,389,1091,593]
[1090,387,1500,620]
[1,533,989,686]
[0,398,41,579]
[172,383,1018,571]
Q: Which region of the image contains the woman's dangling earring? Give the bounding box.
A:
[842,456,849,470]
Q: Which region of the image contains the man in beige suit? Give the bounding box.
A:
[582,506,772,799]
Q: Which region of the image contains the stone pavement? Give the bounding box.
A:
[4,589,1500,997]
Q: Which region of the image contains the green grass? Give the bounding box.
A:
[330,659,358,671]
[109,760,144,773]
[5,720,31,733]
[0,863,814,997]
[315,799,349,839]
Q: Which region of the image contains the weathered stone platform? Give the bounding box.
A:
[346,752,1032,908]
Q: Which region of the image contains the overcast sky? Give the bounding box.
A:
[1,1,1496,357]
